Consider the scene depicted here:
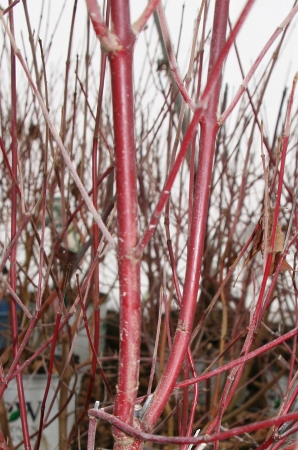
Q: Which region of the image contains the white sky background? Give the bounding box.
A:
[1,0,298,310]
[3,0,298,134]
[2,0,298,132]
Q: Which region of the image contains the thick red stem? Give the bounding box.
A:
[142,0,229,431]
[108,0,141,442]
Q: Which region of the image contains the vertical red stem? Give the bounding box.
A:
[8,3,31,448]
[109,0,141,445]
[143,0,229,432]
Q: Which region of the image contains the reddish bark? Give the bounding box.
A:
[108,1,141,446]
[142,0,230,432]
[8,4,31,447]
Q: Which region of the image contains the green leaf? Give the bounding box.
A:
[9,409,20,422]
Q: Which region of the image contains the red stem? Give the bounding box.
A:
[36,175,47,311]
[0,212,32,273]
[108,0,141,443]
[156,2,196,111]
[85,0,121,52]
[88,407,298,446]
[0,137,22,197]
[207,236,298,435]
[142,0,230,432]
[8,4,31,447]
[176,325,298,389]
[137,0,256,255]
[58,165,114,244]
[188,133,196,230]
[2,315,38,389]
[219,4,298,124]
[2,0,20,15]
[5,247,102,386]
[85,3,110,424]
[87,413,99,450]
[34,312,62,450]
[76,277,114,400]
[132,0,160,35]
[0,18,115,245]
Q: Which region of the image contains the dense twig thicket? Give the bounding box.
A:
[0,1,298,449]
